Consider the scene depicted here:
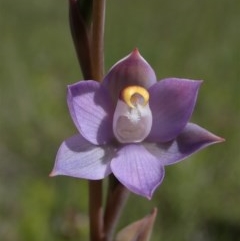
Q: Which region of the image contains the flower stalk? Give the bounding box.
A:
[88,0,106,240]
[69,0,107,240]
[103,175,129,241]
[89,180,104,241]
[91,0,106,81]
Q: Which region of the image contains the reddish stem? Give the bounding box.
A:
[89,180,104,241]
[91,0,106,81]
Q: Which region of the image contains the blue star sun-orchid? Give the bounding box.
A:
[50,49,223,199]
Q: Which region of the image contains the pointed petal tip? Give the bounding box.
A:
[49,171,56,177]
[177,123,226,159]
[206,130,225,144]
[216,136,225,142]
[146,195,152,200]
[49,169,61,177]
[194,79,204,89]
[132,47,140,56]
[146,187,160,200]
[137,188,155,200]
[213,136,225,145]
[196,79,203,85]
[145,180,164,200]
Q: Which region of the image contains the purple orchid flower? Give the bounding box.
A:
[50,49,223,199]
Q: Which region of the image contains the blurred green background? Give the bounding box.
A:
[0,0,240,240]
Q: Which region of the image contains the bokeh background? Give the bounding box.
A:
[1,0,240,240]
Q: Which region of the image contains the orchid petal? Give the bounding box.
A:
[50,134,115,179]
[144,123,224,166]
[67,80,114,145]
[111,144,165,199]
[148,78,202,142]
[113,100,152,143]
[103,49,157,104]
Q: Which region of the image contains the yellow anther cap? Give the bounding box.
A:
[121,86,149,108]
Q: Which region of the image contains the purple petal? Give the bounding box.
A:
[67,80,114,145]
[144,123,224,166]
[111,144,165,199]
[50,134,115,179]
[148,78,202,142]
[103,49,157,104]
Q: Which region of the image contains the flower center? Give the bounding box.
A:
[113,85,152,143]
[121,86,149,108]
